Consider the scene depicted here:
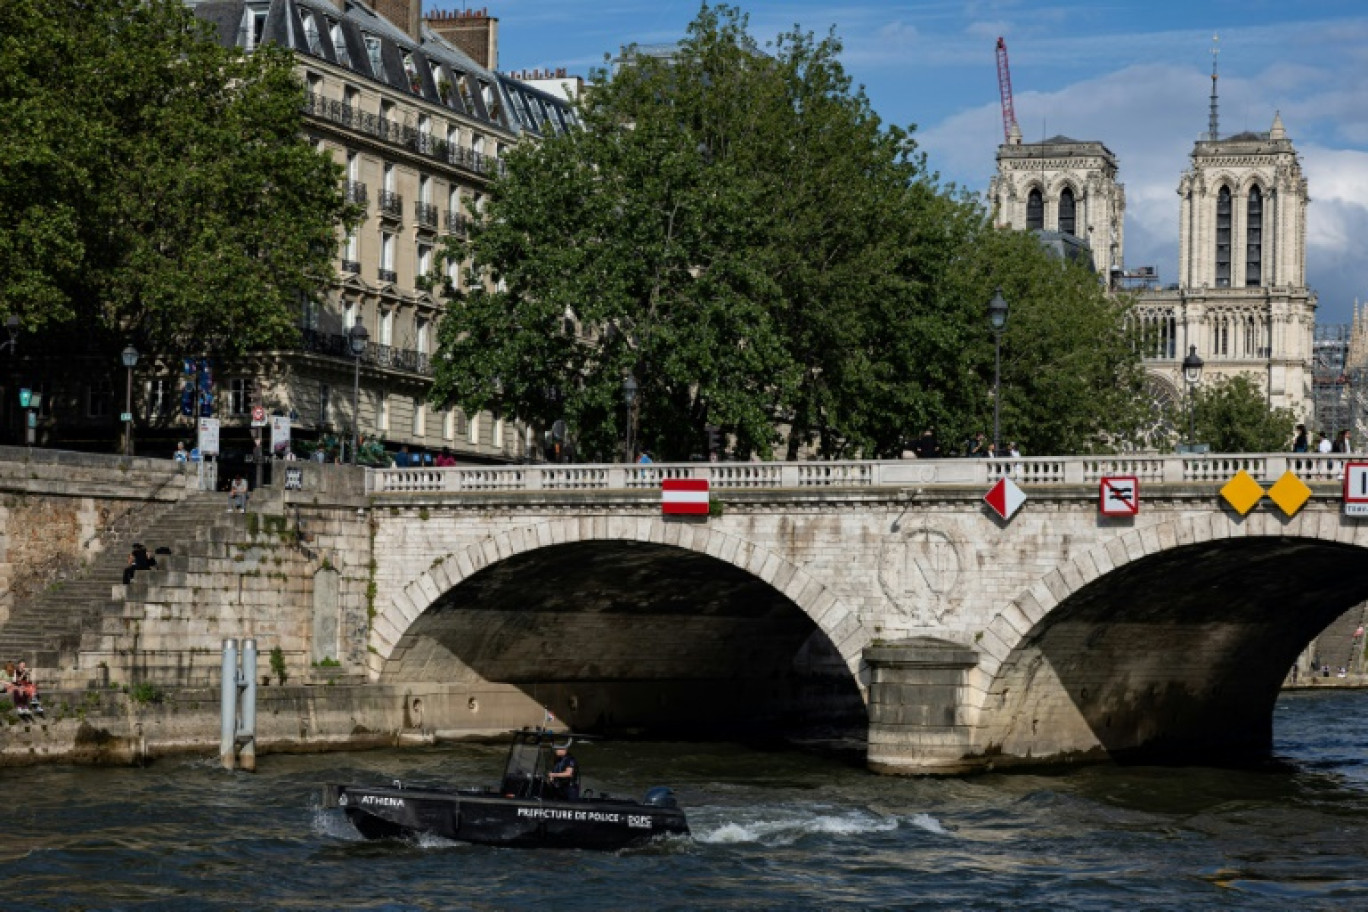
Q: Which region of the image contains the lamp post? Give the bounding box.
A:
[121,345,139,458]
[0,315,18,355]
[987,288,1009,455]
[621,373,638,462]
[1182,344,1204,449]
[348,322,369,465]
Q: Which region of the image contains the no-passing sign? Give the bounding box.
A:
[1343,462,1368,516]
[1099,476,1140,516]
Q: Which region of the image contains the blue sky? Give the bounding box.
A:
[439,1,1368,324]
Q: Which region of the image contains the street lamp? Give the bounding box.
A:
[621,373,638,462]
[348,322,369,465]
[987,288,1009,455]
[121,345,139,458]
[1182,344,1204,449]
[0,316,19,355]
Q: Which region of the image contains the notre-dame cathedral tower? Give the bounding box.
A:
[990,47,1316,437]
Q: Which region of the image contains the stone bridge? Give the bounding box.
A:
[361,454,1368,774]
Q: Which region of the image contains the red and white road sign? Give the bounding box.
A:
[1344,462,1368,516]
[984,476,1026,521]
[662,478,710,515]
[1099,475,1140,516]
[250,405,267,427]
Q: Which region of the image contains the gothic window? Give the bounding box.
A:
[1059,188,1076,236]
[1215,186,1232,287]
[1246,186,1263,286]
[1026,188,1044,231]
[1212,315,1229,357]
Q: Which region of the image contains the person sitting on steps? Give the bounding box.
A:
[123,542,157,585]
[11,661,42,719]
[229,474,249,513]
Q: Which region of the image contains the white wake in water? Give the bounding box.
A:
[695,807,947,845]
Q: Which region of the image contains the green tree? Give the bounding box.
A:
[430,3,1145,460]
[1189,374,1297,453]
[0,0,355,354]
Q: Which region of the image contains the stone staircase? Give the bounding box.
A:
[0,490,244,683]
[1313,600,1368,674]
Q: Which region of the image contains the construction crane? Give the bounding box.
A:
[996,37,1017,143]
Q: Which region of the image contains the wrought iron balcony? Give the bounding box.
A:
[445,212,470,236]
[378,190,403,220]
[298,328,434,376]
[344,180,367,205]
[340,259,361,274]
[415,201,439,229]
[377,267,398,284]
[303,92,505,179]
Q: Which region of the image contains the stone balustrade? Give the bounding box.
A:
[368,453,1359,495]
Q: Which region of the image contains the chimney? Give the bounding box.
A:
[424,7,499,70]
[368,0,423,42]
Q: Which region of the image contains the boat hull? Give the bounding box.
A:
[326,784,689,850]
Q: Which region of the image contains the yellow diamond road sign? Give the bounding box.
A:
[1220,470,1265,516]
[1267,471,1311,516]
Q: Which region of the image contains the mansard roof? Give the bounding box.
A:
[185,0,577,139]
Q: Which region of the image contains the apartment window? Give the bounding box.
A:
[364,35,384,79]
[343,84,359,111]
[443,409,455,440]
[228,378,250,416]
[419,175,431,204]
[380,232,396,273]
[379,391,390,431]
[1058,188,1076,236]
[379,308,394,346]
[342,229,359,266]
[447,126,460,149]
[344,301,357,330]
[418,114,431,137]
[449,186,461,214]
[467,412,480,446]
[472,133,485,156]
[347,151,360,181]
[417,243,433,280]
[1246,186,1263,287]
[1215,186,1232,287]
[412,398,425,436]
[380,99,395,124]
[319,383,331,426]
[383,162,396,192]
[470,192,483,215]
[302,297,320,331]
[1026,188,1044,231]
[306,72,322,97]
[416,318,429,355]
[493,415,504,449]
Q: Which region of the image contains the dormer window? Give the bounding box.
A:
[302,12,322,56]
[243,5,268,50]
[364,35,384,79]
[403,54,422,95]
[330,22,349,66]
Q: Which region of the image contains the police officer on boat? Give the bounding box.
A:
[546,743,580,800]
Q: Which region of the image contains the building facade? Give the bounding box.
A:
[171,0,578,465]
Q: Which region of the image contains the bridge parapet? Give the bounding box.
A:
[368,454,1358,496]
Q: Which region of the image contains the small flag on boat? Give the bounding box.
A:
[661,478,709,515]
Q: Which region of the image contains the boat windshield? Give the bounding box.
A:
[499,731,548,797]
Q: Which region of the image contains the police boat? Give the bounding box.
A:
[323,728,689,849]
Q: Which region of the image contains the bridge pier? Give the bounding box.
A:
[864,638,981,775]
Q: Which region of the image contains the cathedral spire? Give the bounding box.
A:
[1270,110,1286,140]
[1207,34,1220,141]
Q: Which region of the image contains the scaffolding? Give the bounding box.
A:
[1312,322,1368,443]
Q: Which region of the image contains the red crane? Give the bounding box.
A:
[996,37,1017,143]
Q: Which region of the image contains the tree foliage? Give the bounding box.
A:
[1190,374,1298,453]
[0,0,355,355]
[431,3,1146,460]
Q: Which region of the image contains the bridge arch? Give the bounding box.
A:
[368,515,870,736]
[974,509,1368,766]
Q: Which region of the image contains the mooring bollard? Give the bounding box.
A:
[220,638,259,771]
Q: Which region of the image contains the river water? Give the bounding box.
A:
[3,689,1368,910]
